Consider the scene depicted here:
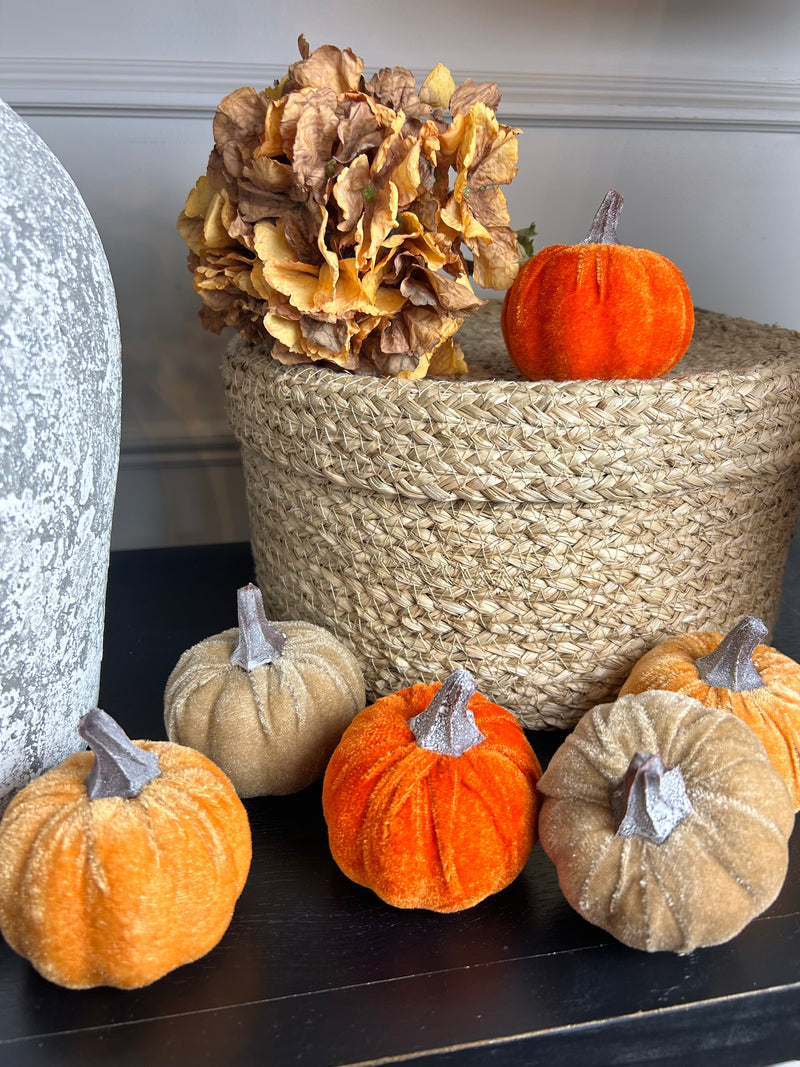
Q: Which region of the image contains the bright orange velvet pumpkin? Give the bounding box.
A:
[322,669,541,912]
[0,709,252,989]
[619,615,800,810]
[501,190,694,380]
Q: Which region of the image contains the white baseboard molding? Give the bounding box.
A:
[2,57,800,130]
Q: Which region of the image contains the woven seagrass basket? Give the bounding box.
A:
[223,301,800,729]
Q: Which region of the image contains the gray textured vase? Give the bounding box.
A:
[0,99,121,811]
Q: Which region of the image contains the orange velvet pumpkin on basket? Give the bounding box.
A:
[322,669,541,912]
[0,709,252,989]
[501,189,694,380]
[619,615,800,810]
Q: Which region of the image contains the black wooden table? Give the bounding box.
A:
[2,539,800,1066]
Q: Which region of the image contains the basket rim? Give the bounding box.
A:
[223,306,800,504]
[225,307,800,412]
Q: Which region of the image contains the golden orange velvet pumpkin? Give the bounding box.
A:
[0,709,252,989]
[322,669,541,912]
[619,615,800,810]
[501,189,694,380]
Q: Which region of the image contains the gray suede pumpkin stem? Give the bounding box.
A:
[409,668,486,757]
[611,752,692,845]
[582,189,623,245]
[695,615,767,691]
[77,708,161,800]
[230,583,287,670]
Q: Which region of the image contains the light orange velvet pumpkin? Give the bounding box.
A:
[322,669,541,912]
[501,189,694,380]
[619,614,800,810]
[0,709,252,989]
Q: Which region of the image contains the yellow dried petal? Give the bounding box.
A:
[401,228,450,271]
[419,63,456,109]
[246,155,295,192]
[440,193,492,242]
[264,75,288,101]
[437,113,467,158]
[457,103,499,173]
[389,139,424,207]
[398,336,468,379]
[430,337,468,376]
[261,98,286,157]
[254,221,321,309]
[470,125,519,188]
[317,206,339,287]
[359,254,395,303]
[316,258,363,315]
[263,310,304,349]
[356,181,399,269]
[249,259,279,301]
[253,220,318,275]
[372,283,407,317]
[470,226,521,290]
[203,191,236,249]
[184,175,211,219]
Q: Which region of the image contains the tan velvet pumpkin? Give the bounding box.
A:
[537,690,793,954]
[164,584,366,796]
[0,709,251,989]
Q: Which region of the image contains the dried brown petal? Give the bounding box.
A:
[286,43,364,94]
[213,87,271,177]
[336,100,383,164]
[278,88,334,159]
[245,155,298,195]
[449,79,502,117]
[283,202,327,266]
[236,181,295,224]
[292,94,341,201]
[365,67,418,112]
[179,39,522,376]
[468,184,512,231]
[333,154,371,234]
[299,314,351,353]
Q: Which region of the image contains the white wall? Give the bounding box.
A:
[2,1,799,548]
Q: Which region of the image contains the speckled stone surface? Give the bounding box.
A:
[0,99,121,810]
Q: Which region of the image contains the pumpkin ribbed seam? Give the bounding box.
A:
[682,791,785,899]
[171,661,231,753]
[460,749,524,855]
[574,819,619,914]
[149,772,231,882]
[644,842,694,953]
[357,746,435,882]
[424,767,462,901]
[254,659,301,735]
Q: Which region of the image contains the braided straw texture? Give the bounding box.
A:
[223,302,800,728]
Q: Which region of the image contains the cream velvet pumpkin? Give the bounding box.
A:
[537,690,794,954]
[164,584,366,796]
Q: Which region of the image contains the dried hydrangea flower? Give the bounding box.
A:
[177,35,521,378]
